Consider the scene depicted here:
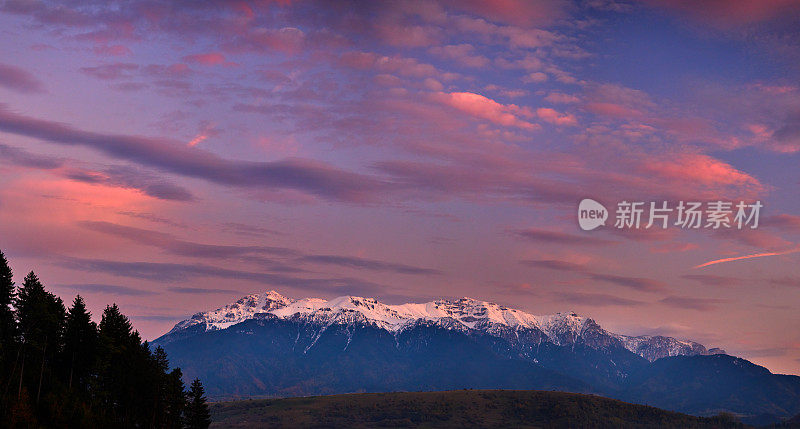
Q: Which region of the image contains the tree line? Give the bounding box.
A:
[0,250,211,428]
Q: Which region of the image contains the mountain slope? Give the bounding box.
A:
[623,354,800,425]
[154,290,800,423]
[160,316,589,398]
[156,290,722,362]
[210,390,746,429]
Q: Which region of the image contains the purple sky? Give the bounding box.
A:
[1,0,799,374]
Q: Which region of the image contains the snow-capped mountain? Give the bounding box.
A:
[153,290,799,422]
[158,290,723,362]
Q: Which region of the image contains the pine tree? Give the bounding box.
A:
[15,272,66,351]
[164,368,186,429]
[0,250,16,357]
[14,271,66,405]
[63,296,97,393]
[97,304,138,423]
[184,378,211,429]
[150,345,170,427]
[0,251,198,426]
[0,250,17,417]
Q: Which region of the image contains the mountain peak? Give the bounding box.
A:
[265,289,288,300]
[159,290,724,362]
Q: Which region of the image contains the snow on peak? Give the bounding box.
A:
[169,291,590,339]
[164,291,718,361]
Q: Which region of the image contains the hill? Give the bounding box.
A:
[209,390,746,428]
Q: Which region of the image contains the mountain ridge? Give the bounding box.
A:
[153,291,800,424]
[156,289,725,362]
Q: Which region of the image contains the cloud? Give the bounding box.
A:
[77,221,296,260]
[681,274,743,287]
[0,143,64,169]
[513,228,616,246]
[167,287,240,294]
[118,211,188,228]
[227,26,306,53]
[770,110,800,152]
[0,105,385,203]
[581,83,653,119]
[658,295,728,311]
[710,227,793,251]
[639,153,763,190]
[428,44,490,68]
[431,91,538,130]
[524,72,548,83]
[80,63,138,80]
[767,277,800,288]
[183,52,228,66]
[0,63,44,93]
[300,254,442,276]
[762,214,800,233]
[374,159,585,204]
[186,121,219,147]
[339,51,454,80]
[445,0,571,27]
[521,259,587,272]
[60,257,386,296]
[694,248,800,269]
[521,259,666,292]
[55,283,158,296]
[79,221,438,276]
[536,107,577,126]
[553,291,645,307]
[375,22,441,48]
[66,165,196,201]
[587,273,666,292]
[93,45,132,56]
[219,222,282,237]
[545,92,580,104]
[0,143,194,201]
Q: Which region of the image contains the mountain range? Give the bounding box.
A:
[153,290,800,426]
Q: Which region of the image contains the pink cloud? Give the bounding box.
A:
[536,107,577,126]
[638,153,762,191]
[184,52,228,66]
[433,92,538,130]
[584,102,644,118]
[428,44,490,68]
[340,52,457,81]
[445,0,571,27]
[582,83,654,119]
[544,92,580,104]
[762,214,800,233]
[228,26,305,53]
[375,23,440,48]
[524,72,548,83]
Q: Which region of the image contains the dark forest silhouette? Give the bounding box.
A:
[0,250,209,428]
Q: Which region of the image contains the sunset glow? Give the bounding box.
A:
[1,0,799,377]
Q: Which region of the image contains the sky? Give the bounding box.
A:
[0,0,799,374]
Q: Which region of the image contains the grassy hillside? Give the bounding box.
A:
[210,390,746,428]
